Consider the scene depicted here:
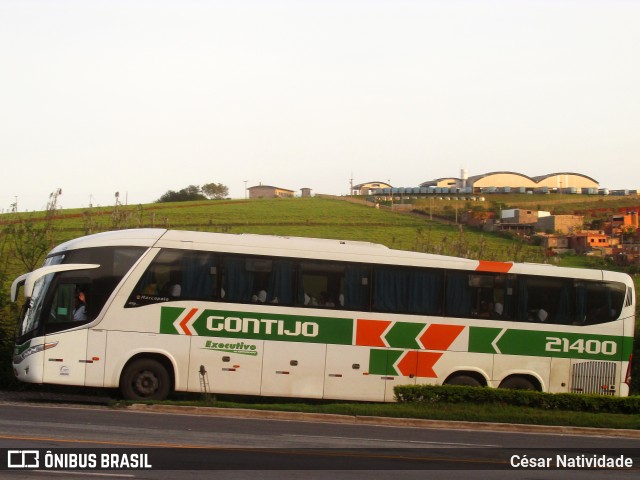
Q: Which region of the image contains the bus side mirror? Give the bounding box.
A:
[10,274,28,302]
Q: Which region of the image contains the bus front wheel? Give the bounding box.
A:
[120,358,171,401]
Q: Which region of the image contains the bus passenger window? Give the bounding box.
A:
[297,262,345,309]
[222,256,293,306]
[517,276,573,325]
[127,249,219,307]
[577,280,626,325]
[445,271,473,318]
[444,271,513,321]
[374,266,441,315]
[344,265,370,311]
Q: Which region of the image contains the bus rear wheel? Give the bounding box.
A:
[444,374,482,387]
[499,376,538,391]
[120,358,171,401]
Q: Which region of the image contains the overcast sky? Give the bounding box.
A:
[1,0,638,212]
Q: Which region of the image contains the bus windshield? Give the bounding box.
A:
[17,255,65,338]
[19,274,52,337]
[14,246,147,342]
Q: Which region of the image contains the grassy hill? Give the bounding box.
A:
[2,196,549,267]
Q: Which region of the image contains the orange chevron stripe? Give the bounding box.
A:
[397,351,443,378]
[476,260,513,273]
[420,324,465,351]
[355,319,391,347]
[179,308,198,335]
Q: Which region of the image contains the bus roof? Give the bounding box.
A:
[50,228,167,254]
[46,228,632,284]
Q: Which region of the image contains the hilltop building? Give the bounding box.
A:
[248,184,295,199]
[420,171,599,194]
[351,181,392,196]
[501,209,550,225]
[536,215,584,235]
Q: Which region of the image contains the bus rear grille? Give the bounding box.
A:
[571,361,617,395]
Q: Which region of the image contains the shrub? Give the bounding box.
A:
[394,384,640,414]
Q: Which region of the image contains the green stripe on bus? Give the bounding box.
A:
[384,322,424,349]
[160,306,353,345]
[469,326,630,361]
[369,349,404,376]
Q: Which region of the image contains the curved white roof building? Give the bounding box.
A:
[420,171,598,191]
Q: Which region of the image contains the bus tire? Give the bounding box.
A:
[120,358,171,401]
[499,376,538,391]
[444,374,482,387]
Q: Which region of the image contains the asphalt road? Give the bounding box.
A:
[0,391,638,479]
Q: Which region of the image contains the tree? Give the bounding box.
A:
[201,182,229,200]
[156,185,207,203]
[5,188,62,272]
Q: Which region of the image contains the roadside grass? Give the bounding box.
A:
[123,394,640,430]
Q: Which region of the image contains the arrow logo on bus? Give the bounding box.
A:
[356,319,464,350]
[361,320,466,378]
[369,349,444,378]
[172,308,199,336]
[396,351,444,377]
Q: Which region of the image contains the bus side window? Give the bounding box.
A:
[127,249,219,306]
[517,276,573,325]
[344,265,370,311]
[449,272,513,321]
[578,280,626,325]
[445,271,473,318]
[180,252,218,301]
[374,266,441,315]
[297,262,345,309]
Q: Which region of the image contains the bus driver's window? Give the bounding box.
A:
[50,282,91,323]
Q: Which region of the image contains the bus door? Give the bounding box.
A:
[384,348,418,402]
[261,341,327,399]
[85,329,107,387]
[188,336,264,396]
[324,345,389,401]
[42,279,93,386]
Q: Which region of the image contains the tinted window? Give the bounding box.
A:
[43,246,145,333]
[128,249,219,306]
[374,266,442,315]
[445,271,513,320]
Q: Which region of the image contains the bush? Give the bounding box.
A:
[394,384,640,414]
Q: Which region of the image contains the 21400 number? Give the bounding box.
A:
[545,337,617,356]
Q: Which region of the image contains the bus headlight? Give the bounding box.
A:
[13,342,58,364]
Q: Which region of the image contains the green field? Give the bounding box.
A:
[2,196,548,264]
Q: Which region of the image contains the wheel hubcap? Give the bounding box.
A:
[134,370,159,396]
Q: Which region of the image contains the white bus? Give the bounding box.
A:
[11,228,635,401]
